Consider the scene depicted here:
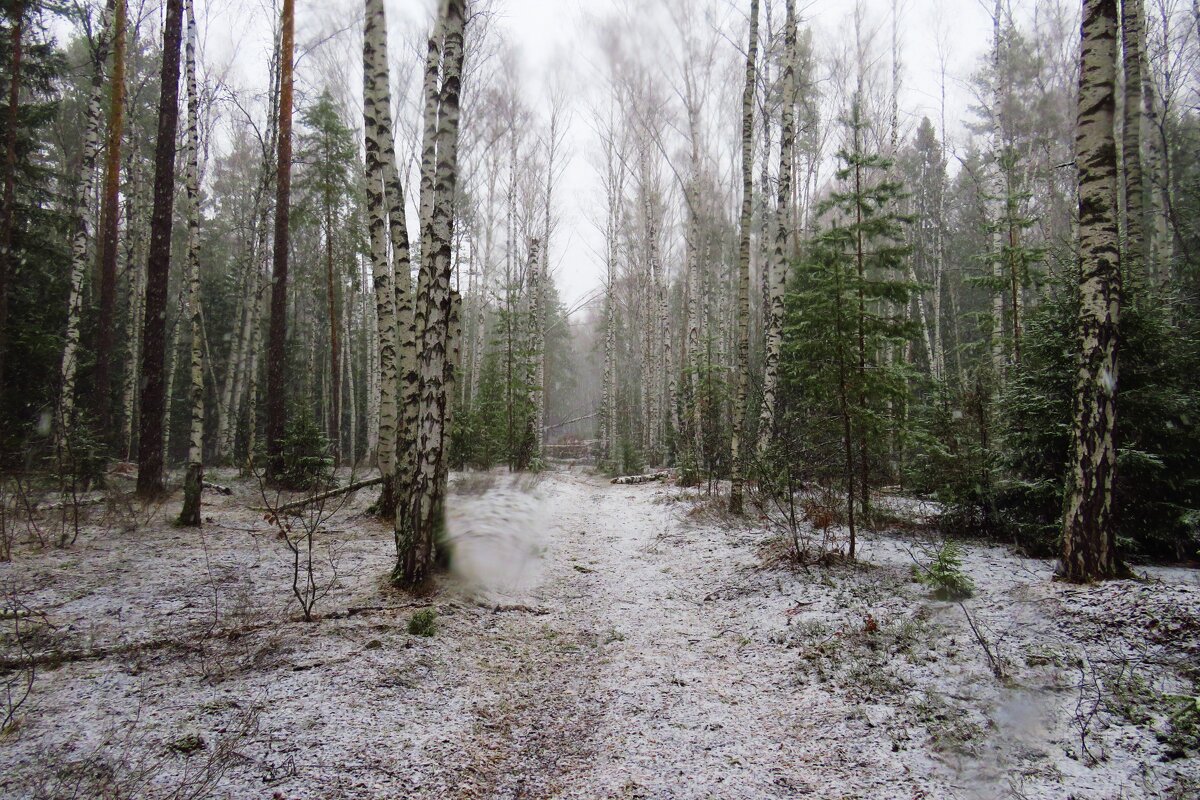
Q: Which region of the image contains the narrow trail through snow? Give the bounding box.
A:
[435,470,897,799]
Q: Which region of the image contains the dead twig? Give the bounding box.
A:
[957,601,1007,680]
[250,476,383,515]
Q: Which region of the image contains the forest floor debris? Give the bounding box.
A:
[0,467,1197,798]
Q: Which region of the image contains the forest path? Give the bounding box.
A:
[444,469,872,799]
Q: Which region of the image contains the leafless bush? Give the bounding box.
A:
[251,461,354,622]
[1073,654,1104,765]
[1,582,51,735]
[754,452,850,565]
[16,701,259,800]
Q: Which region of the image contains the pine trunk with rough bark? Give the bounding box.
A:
[264,0,294,483]
[178,0,203,526]
[0,1,23,401]
[93,0,126,438]
[136,0,183,497]
[729,0,758,516]
[1061,0,1123,583]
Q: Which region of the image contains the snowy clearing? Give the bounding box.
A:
[1,468,1198,799]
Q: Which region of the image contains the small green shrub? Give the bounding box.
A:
[408,608,437,637]
[279,405,332,490]
[914,539,975,600]
[618,436,643,477]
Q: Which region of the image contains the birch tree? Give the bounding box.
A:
[756,0,796,457]
[57,2,113,450]
[178,0,204,526]
[397,0,468,588]
[729,0,759,516]
[1121,0,1148,277]
[363,0,400,517]
[1061,0,1124,583]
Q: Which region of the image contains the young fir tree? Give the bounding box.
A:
[973,148,1044,367]
[779,100,913,558]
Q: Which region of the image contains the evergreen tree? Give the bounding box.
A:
[0,4,67,456]
[778,101,913,557]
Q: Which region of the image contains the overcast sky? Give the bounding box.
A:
[170,0,1059,305]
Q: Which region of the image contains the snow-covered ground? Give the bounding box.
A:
[1,467,1197,798]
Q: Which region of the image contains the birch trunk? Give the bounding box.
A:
[1120,0,1147,279]
[216,249,257,462]
[325,183,340,465]
[601,218,616,467]
[524,237,542,461]
[57,4,113,450]
[536,115,557,459]
[363,0,398,515]
[381,61,416,516]
[178,0,204,526]
[120,154,146,459]
[685,105,704,472]
[1141,24,1172,280]
[162,281,187,467]
[756,0,796,457]
[344,277,357,465]
[729,0,758,516]
[397,0,466,589]
[1061,0,1123,583]
[989,0,1007,378]
[222,39,278,465]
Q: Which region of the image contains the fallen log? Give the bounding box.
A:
[203,481,233,495]
[610,471,669,485]
[252,476,384,515]
[37,495,108,511]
